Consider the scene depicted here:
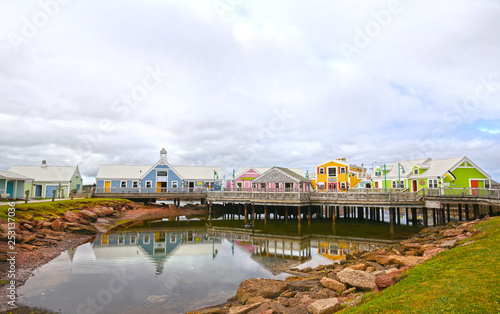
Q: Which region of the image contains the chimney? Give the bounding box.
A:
[41,160,47,168]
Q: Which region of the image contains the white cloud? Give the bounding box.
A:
[0,0,499,183]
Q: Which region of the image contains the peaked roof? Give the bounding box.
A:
[316,159,367,170]
[9,165,78,182]
[231,166,306,180]
[175,166,222,181]
[0,170,33,181]
[376,158,430,179]
[253,166,310,183]
[96,165,151,180]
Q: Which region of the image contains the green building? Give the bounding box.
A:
[372,156,491,193]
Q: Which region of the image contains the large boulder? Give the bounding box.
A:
[50,219,63,231]
[307,298,342,314]
[337,268,376,291]
[375,268,405,291]
[64,211,83,223]
[320,277,347,293]
[423,247,446,260]
[228,302,261,314]
[79,210,98,222]
[235,279,287,304]
[388,255,425,267]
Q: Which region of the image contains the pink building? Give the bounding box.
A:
[225,166,309,190]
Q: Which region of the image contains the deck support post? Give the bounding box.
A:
[465,203,470,220]
[252,204,255,226]
[446,204,451,223]
[397,208,401,225]
[458,204,462,221]
[473,204,480,219]
[423,207,428,228]
[406,208,409,225]
[412,208,417,226]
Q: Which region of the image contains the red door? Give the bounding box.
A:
[374,181,379,189]
[471,180,479,195]
[412,180,418,192]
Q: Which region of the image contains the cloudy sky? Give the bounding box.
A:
[1,0,499,184]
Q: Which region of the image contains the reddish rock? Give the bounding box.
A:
[80,210,98,222]
[375,269,405,291]
[320,277,347,293]
[21,234,36,244]
[64,211,83,223]
[423,247,446,259]
[337,269,376,291]
[348,263,367,271]
[236,279,287,304]
[388,255,425,267]
[308,298,342,314]
[50,219,62,231]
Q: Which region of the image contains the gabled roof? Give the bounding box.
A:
[230,166,306,181]
[9,165,79,182]
[410,157,465,178]
[375,158,430,179]
[174,166,222,181]
[316,159,367,171]
[96,165,150,180]
[140,157,184,181]
[253,166,310,184]
[0,170,33,181]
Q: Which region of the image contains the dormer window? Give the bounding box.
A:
[413,169,419,175]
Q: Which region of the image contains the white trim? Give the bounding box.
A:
[169,234,177,243]
[140,157,184,181]
[428,179,438,188]
[120,180,127,188]
[118,236,125,245]
[318,167,325,175]
[132,180,139,188]
[469,178,488,188]
[339,167,346,174]
[145,181,152,188]
[143,235,150,244]
[171,181,178,188]
[327,166,337,177]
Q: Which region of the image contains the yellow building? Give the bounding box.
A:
[313,158,366,191]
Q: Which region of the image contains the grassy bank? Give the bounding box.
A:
[0,198,132,221]
[344,217,500,313]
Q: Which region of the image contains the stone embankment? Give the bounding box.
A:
[189,218,487,314]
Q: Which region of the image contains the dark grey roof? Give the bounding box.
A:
[253,166,310,184]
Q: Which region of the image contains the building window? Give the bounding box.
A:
[351,172,356,177]
[170,235,177,243]
[157,171,168,182]
[121,181,127,188]
[327,167,337,177]
[261,183,266,189]
[413,169,419,175]
[132,181,138,188]
[118,236,124,245]
[275,183,279,188]
[429,179,438,188]
[318,167,325,175]
[392,181,397,188]
[130,235,137,244]
[145,181,152,188]
[171,181,178,188]
[143,235,150,244]
[340,182,346,189]
[339,167,346,174]
[485,180,490,189]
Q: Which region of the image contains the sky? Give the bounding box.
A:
[0,0,499,184]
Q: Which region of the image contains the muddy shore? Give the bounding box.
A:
[0,201,207,313]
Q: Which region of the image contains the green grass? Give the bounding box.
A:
[0,199,132,222]
[343,217,500,313]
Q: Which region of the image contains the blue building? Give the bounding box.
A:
[95,148,223,192]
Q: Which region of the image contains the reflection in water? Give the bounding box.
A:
[18,217,418,314]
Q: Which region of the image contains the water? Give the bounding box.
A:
[18,217,420,314]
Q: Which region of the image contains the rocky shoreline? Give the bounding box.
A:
[188,218,488,314]
[0,200,207,313]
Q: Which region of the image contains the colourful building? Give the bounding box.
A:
[313,158,367,191]
[372,156,491,193]
[0,170,33,199]
[226,166,307,190]
[251,167,311,191]
[9,161,82,198]
[95,148,222,192]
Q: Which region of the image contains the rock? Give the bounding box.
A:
[320,277,347,293]
[423,247,446,259]
[246,296,271,304]
[21,234,36,244]
[308,298,342,314]
[286,279,320,292]
[346,294,364,308]
[281,304,309,314]
[388,255,425,267]
[442,229,463,237]
[440,239,458,248]
[80,210,98,222]
[340,287,356,296]
[248,302,285,314]
[375,269,405,291]
[310,290,330,300]
[64,211,83,223]
[281,291,297,298]
[345,253,358,261]
[402,242,422,250]
[50,219,62,231]
[66,225,96,234]
[100,207,116,217]
[301,267,313,273]
[236,279,287,304]
[186,306,225,314]
[22,223,34,231]
[365,261,385,271]
[348,263,367,271]
[337,269,376,291]
[228,303,261,314]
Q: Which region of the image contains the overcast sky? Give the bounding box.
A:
[1,0,499,184]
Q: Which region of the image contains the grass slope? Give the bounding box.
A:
[344,217,500,313]
[0,199,131,221]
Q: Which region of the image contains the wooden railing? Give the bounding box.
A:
[94,187,208,194]
[207,188,311,201]
[310,190,421,202]
[416,188,500,199]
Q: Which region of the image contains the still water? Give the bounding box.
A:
[18,216,419,313]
